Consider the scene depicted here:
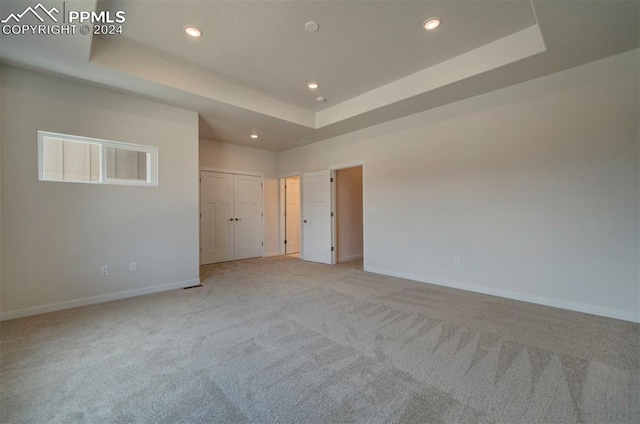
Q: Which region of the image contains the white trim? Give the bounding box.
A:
[200,166,264,177]
[0,279,200,321]
[361,165,367,270]
[302,170,330,178]
[329,160,366,171]
[279,171,302,178]
[264,251,281,257]
[279,173,302,256]
[338,254,363,263]
[262,179,266,259]
[279,177,286,255]
[331,169,337,264]
[364,266,640,324]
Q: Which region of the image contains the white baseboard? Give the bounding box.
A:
[339,254,363,263]
[264,251,281,257]
[364,266,639,324]
[0,279,200,321]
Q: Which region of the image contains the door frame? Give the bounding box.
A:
[329,161,365,266]
[200,167,265,264]
[278,161,365,265]
[278,171,302,257]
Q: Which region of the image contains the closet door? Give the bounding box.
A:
[233,174,263,260]
[200,171,235,264]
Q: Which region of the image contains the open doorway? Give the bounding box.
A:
[294,163,365,265]
[334,166,363,265]
[281,176,301,255]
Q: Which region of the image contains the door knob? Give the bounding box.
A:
[229,218,234,221]
[303,220,308,223]
[235,218,242,221]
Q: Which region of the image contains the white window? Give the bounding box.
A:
[38,131,158,186]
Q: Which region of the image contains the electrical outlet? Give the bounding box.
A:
[453,257,461,266]
[130,262,137,272]
[100,266,108,276]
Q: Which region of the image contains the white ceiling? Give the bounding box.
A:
[1,0,638,152]
[101,0,536,110]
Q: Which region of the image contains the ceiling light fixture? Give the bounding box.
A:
[305,21,320,32]
[184,25,202,38]
[307,82,319,89]
[316,96,326,103]
[423,17,441,31]
[250,134,259,139]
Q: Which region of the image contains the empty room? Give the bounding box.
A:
[1,0,638,423]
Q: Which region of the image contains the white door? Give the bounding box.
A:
[285,178,301,254]
[200,171,234,264]
[302,170,332,264]
[234,174,263,260]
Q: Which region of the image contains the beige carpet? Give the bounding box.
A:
[1,255,638,423]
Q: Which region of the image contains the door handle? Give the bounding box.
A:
[235,218,242,221]
[303,220,308,223]
[229,218,234,221]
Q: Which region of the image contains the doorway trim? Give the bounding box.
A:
[278,171,302,256]
[329,160,365,266]
[200,166,264,178]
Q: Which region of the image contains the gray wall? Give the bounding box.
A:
[2,48,638,322]
[279,50,640,321]
[1,66,200,319]
[0,66,3,305]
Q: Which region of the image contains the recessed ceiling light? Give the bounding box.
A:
[184,25,202,38]
[423,17,441,31]
[307,82,319,89]
[250,134,259,139]
[305,21,320,32]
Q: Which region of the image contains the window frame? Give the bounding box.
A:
[38,131,159,187]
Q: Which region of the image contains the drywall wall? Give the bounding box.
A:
[199,138,279,256]
[0,66,3,306]
[336,167,363,262]
[1,66,200,319]
[279,49,640,322]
